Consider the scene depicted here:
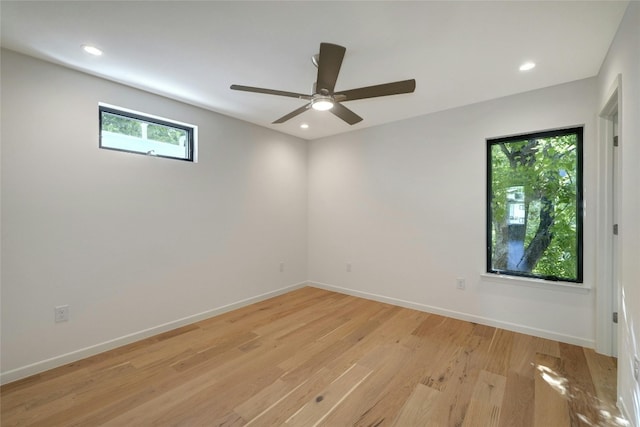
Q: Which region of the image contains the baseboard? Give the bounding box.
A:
[0,282,307,385]
[309,281,595,349]
[3,280,596,386]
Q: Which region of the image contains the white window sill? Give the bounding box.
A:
[480,273,591,294]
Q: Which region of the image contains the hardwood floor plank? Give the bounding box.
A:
[312,311,431,425]
[235,378,307,423]
[321,343,414,425]
[170,330,258,372]
[485,328,514,376]
[170,364,285,426]
[498,371,534,427]
[462,370,506,427]
[534,353,570,427]
[536,336,561,358]
[426,335,492,426]
[558,343,607,426]
[278,299,394,384]
[411,313,446,338]
[99,372,220,426]
[284,363,372,426]
[420,344,466,392]
[509,333,539,376]
[0,287,619,427]
[392,383,441,426]
[583,348,617,406]
[242,367,340,426]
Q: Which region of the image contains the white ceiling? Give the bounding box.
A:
[1,1,629,140]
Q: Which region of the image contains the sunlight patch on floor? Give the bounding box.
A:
[536,364,630,427]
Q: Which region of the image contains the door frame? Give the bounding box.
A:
[595,74,622,357]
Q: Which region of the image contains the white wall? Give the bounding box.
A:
[597,3,640,424]
[0,50,308,382]
[308,77,598,347]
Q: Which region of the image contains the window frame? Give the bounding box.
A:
[99,103,196,162]
[486,126,584,283]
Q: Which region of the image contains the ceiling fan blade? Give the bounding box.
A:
[230,84,311,100]
[336,79,416,102]
[316,43,346,94]
[330,103,363,125]
[272,103,312,124]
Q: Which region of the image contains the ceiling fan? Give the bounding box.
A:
[230,43,416,125]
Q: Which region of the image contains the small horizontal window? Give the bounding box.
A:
[99,104,196,161]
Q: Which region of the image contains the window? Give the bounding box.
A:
[99,104,196,161]
[487,127,583,283]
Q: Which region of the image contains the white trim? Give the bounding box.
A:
[479,273,591,294]
[595,74,622,357]
[309,281,595,348]
[0,282,307,385]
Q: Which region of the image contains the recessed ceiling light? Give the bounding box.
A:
[519,62,536,71]
[82,44,103,56]
[300,123,309,129]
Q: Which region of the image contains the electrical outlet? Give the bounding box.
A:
[346,262,352,272]
[456,278,466,290]
[634,356,640,382]
[279,262,284,272]
[54,305,69,323]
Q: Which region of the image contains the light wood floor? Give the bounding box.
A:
[1,287,624,426]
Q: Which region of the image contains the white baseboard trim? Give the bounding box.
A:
[309,281,595,349]
[0,282,307,385]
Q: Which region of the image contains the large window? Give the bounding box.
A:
[99,104,196,161]
[487,127,583,283]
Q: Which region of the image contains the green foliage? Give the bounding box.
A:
[102,113,141,137]
[147,124,185,145]
[490,133,579,280]
[101,112,186,145]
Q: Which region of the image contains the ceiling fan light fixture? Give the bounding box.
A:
[311,96,334,111]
